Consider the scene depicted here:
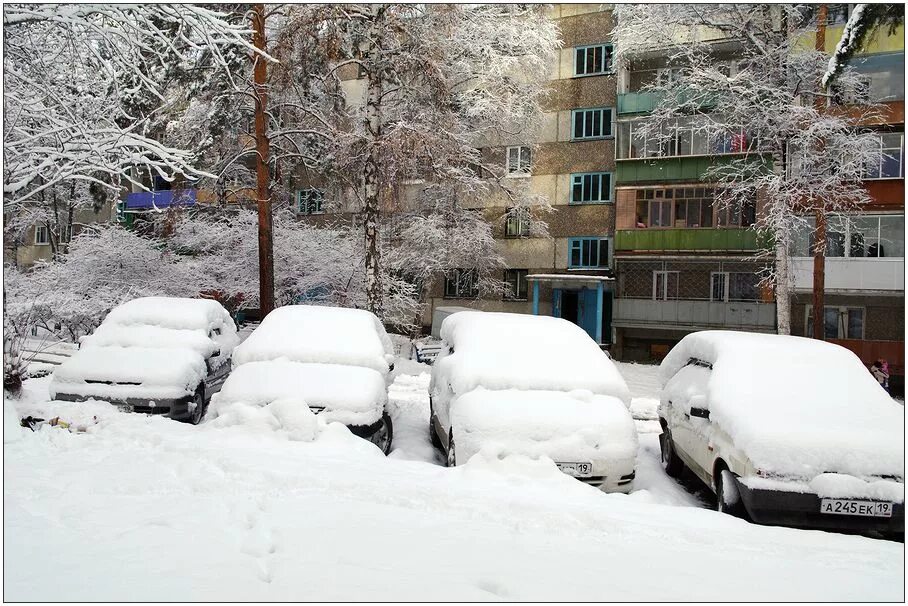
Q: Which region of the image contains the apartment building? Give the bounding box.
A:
[788,10,905,391]
[425,4,619,345]
[610,26,776,361]
[5,202,116,269]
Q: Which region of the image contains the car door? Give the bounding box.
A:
[204,356,231,398]
[662,362,712,482]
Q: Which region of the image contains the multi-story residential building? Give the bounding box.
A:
[4,202,117,269]
[609,6,904,393]
[788,8,905,392]
[423,4,619,345]
[610,28,776,361]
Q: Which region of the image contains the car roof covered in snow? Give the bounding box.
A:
[660,330,904,478]
[436,311,630,404]
[102,297,234,333]
[232,305,394,374]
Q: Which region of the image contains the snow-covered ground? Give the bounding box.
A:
[4,356,903,601]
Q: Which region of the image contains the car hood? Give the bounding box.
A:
[50,346,206,400]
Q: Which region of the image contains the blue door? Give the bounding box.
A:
[579,288,599,342]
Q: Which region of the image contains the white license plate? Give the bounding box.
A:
[556,461,593,478]
[820,499,893,518]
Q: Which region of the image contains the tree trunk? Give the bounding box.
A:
[362,9,384,319]
[775,233,792,335]
[252,3,275,316]
[811,5,828,340]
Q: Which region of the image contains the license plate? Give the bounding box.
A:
[116,403,133,413]
[820,499,893,518]
[556,461,593,478]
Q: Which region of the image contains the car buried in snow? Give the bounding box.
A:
[206,305,396,454]
[429,311,637,492]
[658,330,904,538]
[49,297,239,424]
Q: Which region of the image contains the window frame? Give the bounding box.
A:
[503,268,529,301]
[571,107,614,141]
[805,305,866,340]
[444,269,479,299]
[652,270,680,301]
[505,207,531,238]
[570,172,613,205]
[59,224,73,244]
[795,213,905,258]
[573,43,614,77]
[505,145,532,177]
[34,225,50,245]
[864,132,904,180]
[568,237,610,269]
[297,188,325,215]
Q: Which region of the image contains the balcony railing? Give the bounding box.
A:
[615,228,762,252]
[790,257,905,292]
[125,189,197,210]
[617,91,719,115]
[612,298,777,331]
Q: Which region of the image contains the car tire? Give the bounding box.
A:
[716,466,748,519]
[659,423,685,478]
[187,386,206,425]
[446,430,456,467]
[367,412,394,455]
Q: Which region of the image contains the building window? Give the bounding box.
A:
[568,237,609,269]
[572,107,613,140]
[506,146,531,176]
[34,225,50,245]
[574,44,613,77]
[570,172,612,204]
[710,272,759,302]
[60,224,73,243]
[297,189,325,215]
[505,207,531,237]
[865,132,904,179]
[444,269,479,298]
[634,187,755,229]
[806,306,864,340]
[793,214,905,258]
[652,271,680,300]
[618,118,750,160]
[503,269,528,300]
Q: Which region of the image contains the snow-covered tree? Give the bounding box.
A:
[823,4,903,89]
[2,4,263,206]
[613,4,882,334]
[268,3,559,319]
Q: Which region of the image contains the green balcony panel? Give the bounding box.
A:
[615,155,770,185]
[617,91,719,115]
[614,228,761,252]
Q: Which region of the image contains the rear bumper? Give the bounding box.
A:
[52,392,192,419]
[736,480,905,534]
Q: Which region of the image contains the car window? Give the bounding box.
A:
[664,364,711,415]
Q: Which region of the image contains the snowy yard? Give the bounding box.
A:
[4,357,903,601]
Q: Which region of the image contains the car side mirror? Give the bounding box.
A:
[689,395,709,419]
[388,362,395,372]
[690,407,710,419]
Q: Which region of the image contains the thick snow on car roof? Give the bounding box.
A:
[233,305,393,374]
[437,311,630,404]
[660,330,904,478]
[210,360,387,427]
[102,297,233,332]
[81,324,221,357]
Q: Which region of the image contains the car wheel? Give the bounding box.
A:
[716,466,748,519]
[188,387,206,425]
[367,412,393,455]
[446,431,456,467]
[659,423,684,478]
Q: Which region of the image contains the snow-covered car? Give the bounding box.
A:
[430,311,637,492]
[49,297,239,424]
[659,330,904,536]
[208,305,396,453]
